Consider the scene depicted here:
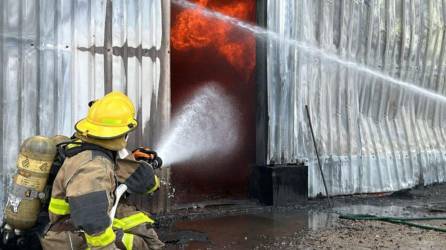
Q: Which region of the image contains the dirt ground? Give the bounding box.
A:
[158,184,446,249]
[296,219,446,250]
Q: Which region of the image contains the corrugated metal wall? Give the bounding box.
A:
[267,0,446,197]
[0,0,170,217]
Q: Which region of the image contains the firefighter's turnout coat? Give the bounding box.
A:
[40,136,164,250]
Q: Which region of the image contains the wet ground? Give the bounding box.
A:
[157,184,446,249]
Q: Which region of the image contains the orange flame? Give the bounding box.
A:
[172,0,256,78]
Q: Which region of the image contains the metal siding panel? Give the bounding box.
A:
[0,0,4,223]
[39,0,57,135]
[111,0,126,92]
[0,0,170,214]
[4,0,21,139]
[92,0,106,99]
[1,0,21,221]
[267,0,446,197]
[21,0,38,140]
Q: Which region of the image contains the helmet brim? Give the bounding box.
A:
[74,118,138,139]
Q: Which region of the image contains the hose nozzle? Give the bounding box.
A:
[150,157,163,170]
[133,147,163,169]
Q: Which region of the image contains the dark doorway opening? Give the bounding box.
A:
[170,0,257,205]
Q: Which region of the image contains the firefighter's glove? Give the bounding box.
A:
[125,161,157,194]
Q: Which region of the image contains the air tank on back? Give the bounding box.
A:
[4,136,59,230]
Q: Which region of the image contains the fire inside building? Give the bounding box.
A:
[171,0,256,204]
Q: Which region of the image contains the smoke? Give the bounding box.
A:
[156,84,240,166]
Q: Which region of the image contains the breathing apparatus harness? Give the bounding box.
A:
[1,138,116,250]
[43,140,116,209]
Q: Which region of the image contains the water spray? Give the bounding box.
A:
[172,0,446,104]
[156,84,239,166]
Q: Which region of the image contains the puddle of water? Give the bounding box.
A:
[160,185,446,249]
[162,204,446,249]
[164,211,338,249]
[163,230,209,245]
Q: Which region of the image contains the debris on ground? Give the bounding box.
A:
[296,219,446,250]
[158,183,446,249]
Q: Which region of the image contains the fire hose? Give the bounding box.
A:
[339,213,446,233]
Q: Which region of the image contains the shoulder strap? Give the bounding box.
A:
[47,142,115,186]
[64,142,116,161]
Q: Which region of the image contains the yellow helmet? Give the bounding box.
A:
[75,91,138,139]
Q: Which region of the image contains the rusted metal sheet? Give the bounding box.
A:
[0,0,171,218]
[267,0,446,197]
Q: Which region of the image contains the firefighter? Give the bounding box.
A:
[40,91,165,249]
